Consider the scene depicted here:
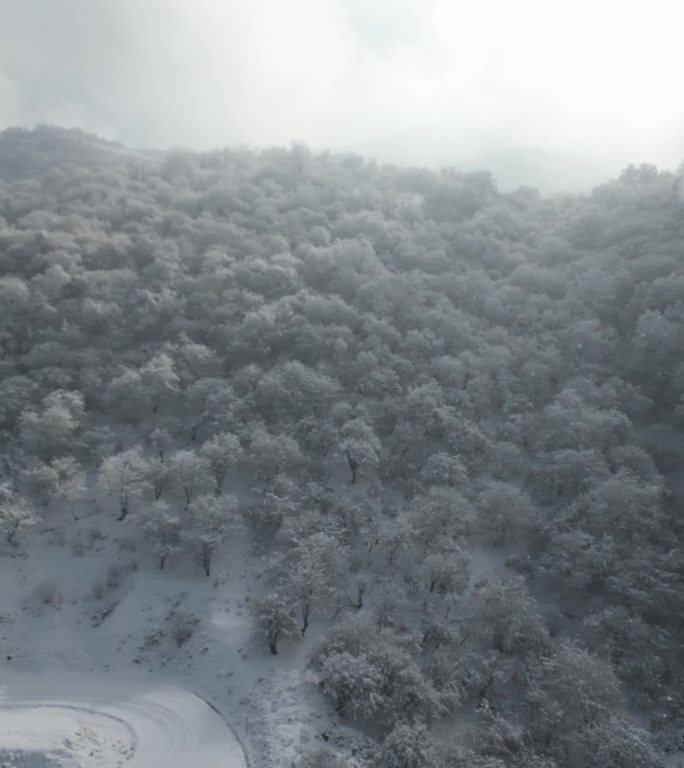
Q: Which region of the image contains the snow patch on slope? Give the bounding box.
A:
[0,674,245,768]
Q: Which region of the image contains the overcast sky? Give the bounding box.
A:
[1,0,683,190]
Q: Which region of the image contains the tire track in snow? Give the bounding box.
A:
[0,673,246,768]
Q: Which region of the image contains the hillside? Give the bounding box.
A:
[0,126,683,768]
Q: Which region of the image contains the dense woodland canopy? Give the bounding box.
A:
[1,125,684,768]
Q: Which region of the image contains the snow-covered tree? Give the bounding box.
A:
[252,592,298,654]
[476,481,536,547]
[528,640,623,747]
[420,452,468,488]
[19,390,85,458]
[184,493,241,576]
[103,369,148,423]
[424,544,471,595]
[468,577,549,659]
[313,618,443,726]
[248,429,305,483]
[0,483,39,545]
[168,449,211,508]
[297,751,350,768]
[0,375,36,432]
[410,486,475,545]
[25,457,85,517]
[46,457,86,519]
[98,447,150,520]
[570,716,662,768]
[200,432,242,495]
[249,473,301,533]
[140,353,180,414]
[338,417,382,484]
[147,455,169,500]
[185,377,237,440]
[140,499,183,570]
[145,426,173,461]
[281,531,345,635]
[319,650,385,717]
[375,722,438,768]
[172,337,219,388]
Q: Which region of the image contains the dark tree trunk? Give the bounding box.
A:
[159,553,167,571]
[301,601,311,636]
[367,535,380,558]
[345,450,358,484]
[349,582,365,609]
[202,543,211,577]
[478,661,498,702]
[6,522,19,545]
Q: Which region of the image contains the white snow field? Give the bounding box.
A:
[0,674,246,768]
[0,510,352,768]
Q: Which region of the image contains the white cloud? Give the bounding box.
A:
[0,0,682,188]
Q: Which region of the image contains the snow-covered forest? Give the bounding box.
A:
[1,125,683,768]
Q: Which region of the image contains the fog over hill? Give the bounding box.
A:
[333,133,619,193]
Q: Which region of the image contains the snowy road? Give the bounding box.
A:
[0,673,246,768]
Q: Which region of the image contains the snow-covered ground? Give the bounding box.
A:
[0,673,245,768]
[0,509,352,768]
[0,473,527,768]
